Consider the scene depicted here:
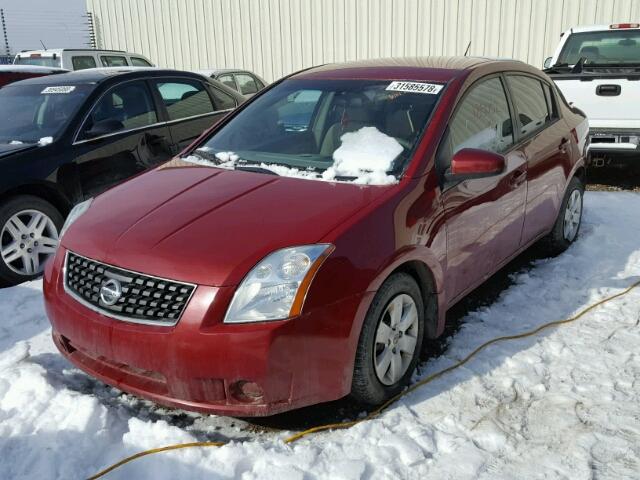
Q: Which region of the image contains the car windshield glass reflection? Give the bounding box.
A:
[191,79,443,182]
[0,84,91,144]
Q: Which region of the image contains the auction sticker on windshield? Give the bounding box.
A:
[386,81,443,94]
[41,86,76,94]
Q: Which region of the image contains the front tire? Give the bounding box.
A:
[0,196,63,287]
[351,273,425,405]
[541,176,584,255]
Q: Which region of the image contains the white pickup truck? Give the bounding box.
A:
[544,23,640,166]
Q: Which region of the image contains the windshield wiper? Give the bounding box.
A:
[234,165,280,176]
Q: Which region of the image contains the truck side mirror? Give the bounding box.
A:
[543,57,553,69]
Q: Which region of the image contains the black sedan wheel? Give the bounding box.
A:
[0,196,63,286]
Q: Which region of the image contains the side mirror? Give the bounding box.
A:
[543,57,553,69]
[445,148,505,182]
[84,119,124,139]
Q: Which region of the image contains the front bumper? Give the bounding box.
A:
[44,248,370,416]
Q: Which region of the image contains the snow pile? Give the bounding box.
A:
[1,192,639,479]
[9,140,23,145]
[323,127,402,185]
[38,137,53,146]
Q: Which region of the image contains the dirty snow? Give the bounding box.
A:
[1,191,639,479]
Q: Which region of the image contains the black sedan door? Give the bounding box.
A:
[73,80,174,198]
[151,78,238,152]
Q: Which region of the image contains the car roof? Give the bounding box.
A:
[17,48,128,55]
[7,68,217,86]
[198,68,245,76]
[293,56,531,82]
[563,24,640,34]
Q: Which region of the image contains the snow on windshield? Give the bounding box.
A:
[183,127,402,186]
[322,127,401,184]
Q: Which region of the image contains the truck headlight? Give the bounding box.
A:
[224,244,334,323]
[60,198,93,239]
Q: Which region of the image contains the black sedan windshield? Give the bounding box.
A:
[192,79,443,183]
[0,84,91,144]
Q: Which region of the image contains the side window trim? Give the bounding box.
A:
[73,79,161,144]
[435,73,516,188]
[503,71,562,144]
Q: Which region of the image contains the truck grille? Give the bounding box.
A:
[64,251,195,326]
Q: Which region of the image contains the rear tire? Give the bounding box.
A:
[0,196,63,287]
[541,176,584,255]
[351,273,425,405]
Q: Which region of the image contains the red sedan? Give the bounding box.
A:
[44,57,587,416]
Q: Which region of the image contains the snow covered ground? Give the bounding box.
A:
[1,191,639,480]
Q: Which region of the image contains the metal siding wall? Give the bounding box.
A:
[87,0,638,82]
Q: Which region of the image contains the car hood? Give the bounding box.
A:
[0,143,37,158]
[64,159,393,286]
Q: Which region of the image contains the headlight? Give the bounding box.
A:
[224,244,334,323]
[60,198,93,239]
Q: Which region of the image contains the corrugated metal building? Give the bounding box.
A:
[87,0,640,81]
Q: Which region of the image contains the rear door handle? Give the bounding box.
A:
[510,168,527,187]
[559,137,569,153]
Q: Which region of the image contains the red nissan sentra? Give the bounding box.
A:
[44,58,587,416]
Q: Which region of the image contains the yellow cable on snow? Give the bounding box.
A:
[87,279,640,480]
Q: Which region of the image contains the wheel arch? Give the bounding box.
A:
[388,260,440,339]
[0,182,73,217]
[366,248,445,339]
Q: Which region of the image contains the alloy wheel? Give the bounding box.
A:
[563,189,582,242]
[0,209,59,276]
[373,293,420,386]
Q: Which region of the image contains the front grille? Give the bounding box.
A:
[65,251,195,325]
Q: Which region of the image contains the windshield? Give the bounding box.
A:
[557,29,640,65]
[188,79,443,184]
[0,84,91,144]
[14,56,62,68]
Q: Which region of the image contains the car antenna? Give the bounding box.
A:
[39,40,47,50]
[464,41,471,56]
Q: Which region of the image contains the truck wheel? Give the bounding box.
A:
[0,196,63,287]
[351,273,425,405]
[541,176,584,255]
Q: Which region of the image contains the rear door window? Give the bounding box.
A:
[130,57,152,67]
[155,80,215,120]
[235,73,259,95]
[218,74,237,90]
[437,77,514,176]
[80,81,158,139]
[72,56,97,70]
[506,75,551,137]
[101,55,129,67]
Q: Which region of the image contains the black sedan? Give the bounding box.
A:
[0,68,245,286]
